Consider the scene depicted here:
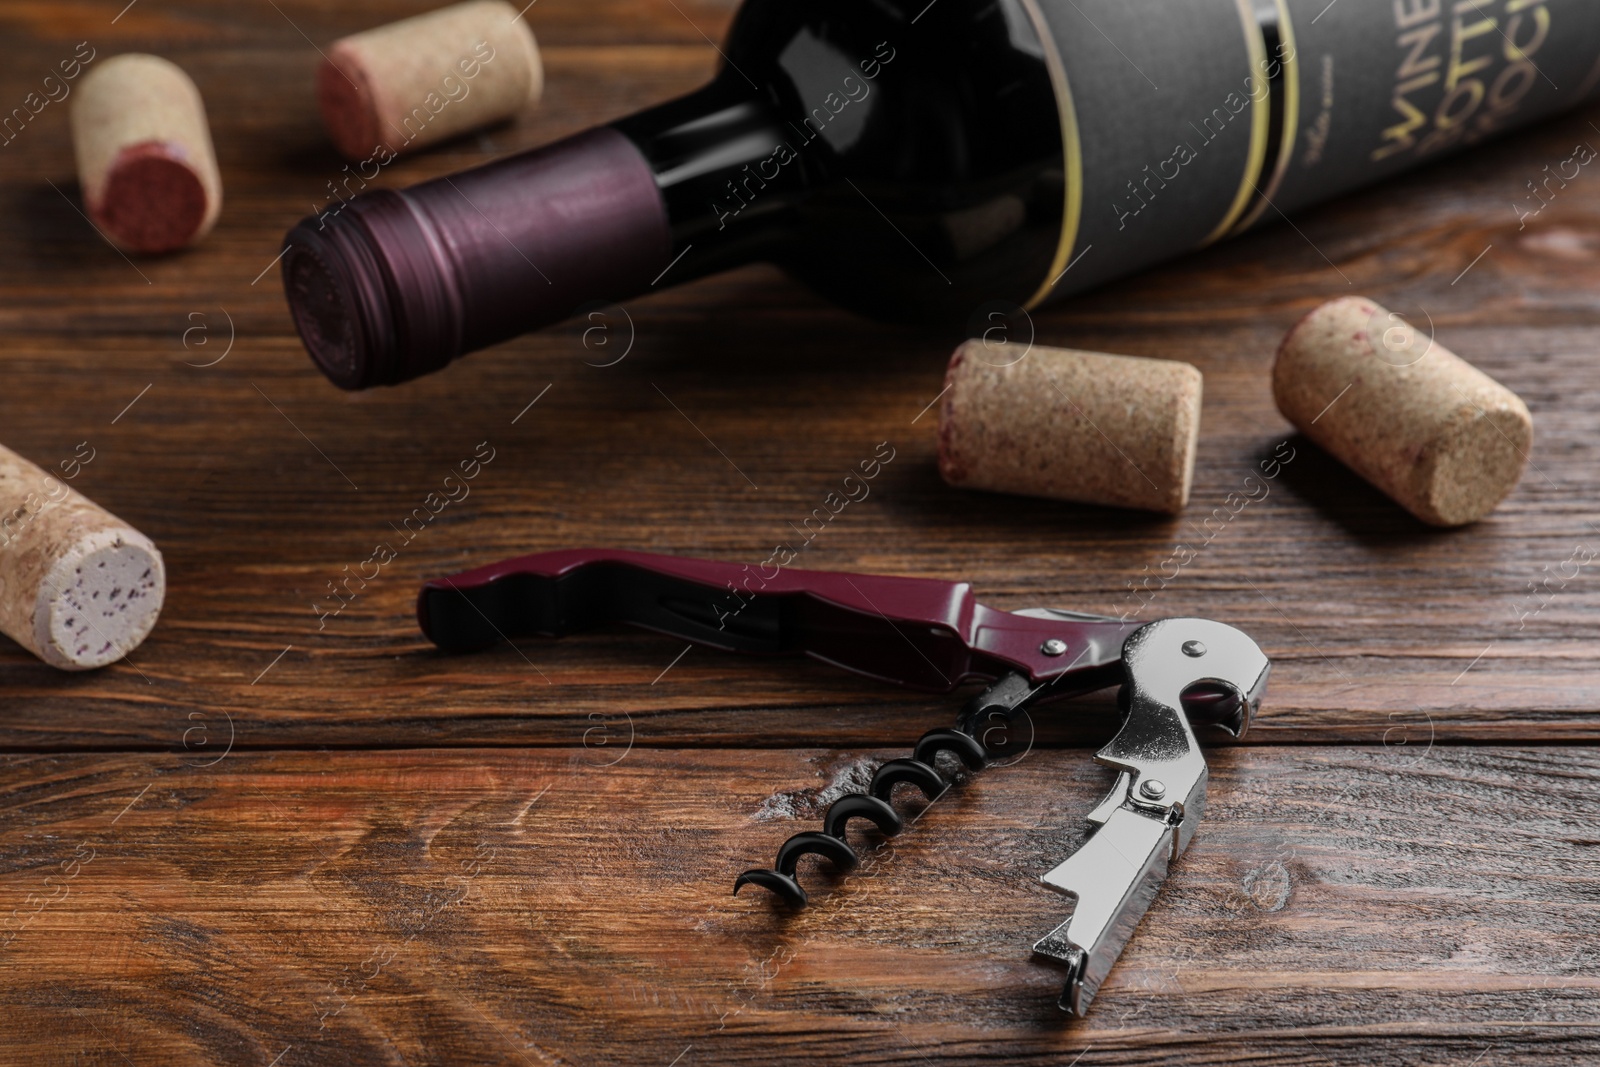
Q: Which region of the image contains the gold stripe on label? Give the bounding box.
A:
[1201,0,1273,244]
[1231,0,1298,234]
[1020,0,1084,310]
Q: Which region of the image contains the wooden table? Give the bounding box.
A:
[1,2,1597,1063]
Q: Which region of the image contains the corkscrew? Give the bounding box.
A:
[731,677,1024,908]
[416,548,1270,1016]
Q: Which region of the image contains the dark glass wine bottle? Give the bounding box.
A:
[282,0,1600,390]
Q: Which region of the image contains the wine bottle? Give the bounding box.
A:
[282,0,1600,390]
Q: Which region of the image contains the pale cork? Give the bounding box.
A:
[938,340,1203,514]
[0,445,164,670]
[1273,296,1532,527]
[318,0,544,162]
[70,54,222,254]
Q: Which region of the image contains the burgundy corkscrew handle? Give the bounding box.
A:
[418,548,1141,696]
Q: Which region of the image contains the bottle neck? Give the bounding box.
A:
[280,0,1072,390]
[283,126,672,390]
[612,75,807,285]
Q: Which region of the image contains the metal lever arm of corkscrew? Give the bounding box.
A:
[417,547,1145,701]
[1031,618,1271,1017]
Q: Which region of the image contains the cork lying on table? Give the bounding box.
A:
[1274,296,1532,527]
[70,54,222,254]
[938,340,1203,514]
[319,0,544,163]
[0,445,164,670]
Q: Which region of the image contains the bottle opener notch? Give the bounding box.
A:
[1031,618,1271,1016]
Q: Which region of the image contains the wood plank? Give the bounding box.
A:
[1,746,1596,1064]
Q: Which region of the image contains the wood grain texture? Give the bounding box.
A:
[0,1,1596,1063]
[1,747,1597,1065]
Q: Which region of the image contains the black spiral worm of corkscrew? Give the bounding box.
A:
[732,725,992,907]
[733,672,1041,907]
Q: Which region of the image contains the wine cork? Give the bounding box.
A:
[70,54,222,254]
[0,445,164,670]
[1274,296,1532,527]
[318,0,544,163]
[938,340,1202,514]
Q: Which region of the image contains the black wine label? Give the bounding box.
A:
[1022,0,1269,304]
[1026,0,1600,303]
[1261,0,1600,219]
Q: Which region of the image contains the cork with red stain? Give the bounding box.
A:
[0,444,164,670]
[70,54,221,254]
[318,0,543,163]
[938,340,1203,514]
[1273,296,1532,527]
